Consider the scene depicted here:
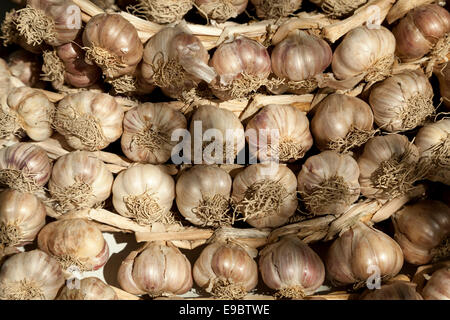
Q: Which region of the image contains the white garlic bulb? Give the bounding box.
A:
[1,87,54,141]
[259,235,325,298]
[176,165,232,227]
[57,277,118,300]
[48,151,114,214]
[0,189,46,249]
[0,143,52,194]
[270,30,332,94]
[358,134,421,200]
[189,105,245,164]
[38,218,109,271]
[121,102,187,164]
[112,164,175,225]
[332,26,396,85]
[250,0,302,19]
[245,104,313,162]
[232,162,297,228]
[311,94,374,152]
[369,70,434,132]
[414,119,449,185]
[298,151,360,216]
[118,242,193,297]
[0,249,65,300]
[195,0,248,22]
[193,241,258,299]
[422,267,450,300]
[54,91,124,151]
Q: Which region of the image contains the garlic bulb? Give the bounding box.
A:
[309,0,367,18]
[112,164,175,225]
[0,250,64,300]
[270,30,332,94]
[297,151,360,216]
[0,189,46,249]
[189,105,245,164]
[326,222,404,286]
[140,22,216,99]
[121,102,187,164]
[436,63,450,109]
[422,267,450,300]
[195,0,248,22]
[311,94,374,152]
[332,26,396,85]
[0,143,52,194]
[132,0,193,24]
[48,151,114,214]
[393,4,450,62]
[82,13,144,93]
[360,281,423,300]
[193,241,258,299]
[38,218,109,271]
[415,119,450,185]
[358,134,421,200]
[42,42,101,90]
[250,0,302,19]
[209,36,271,100]
[118,242,193,297]
[2,86,55,141]
[232,162,297,228]
[57,277,118,300]
[246,104,313,162]
[392,200,450,265]
[259,235,325,298]
[369,70,434,132]
[9,0,82,47]
[7,49,43,87]
[54,91,124,151]
[176,165,232,227]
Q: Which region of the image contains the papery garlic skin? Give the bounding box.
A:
[141,22,216,98]
[436,63,450,109]
[189,105,245,164]
[0,143,52,193]
[176,165,232,227]
[415,119,450,185]
[195,0,248,22]
[54,91,124,151]
[259,235,325,298]
[311,94,374,152]
[134,0,193,24]
[209,37,271,100]
[232,162,297,228]
[121,103,187,164]
[112,164,175,225]
[193,241,258,299]
[38,218,109,271]
[0,189,46,249]
[392,200,450,265]
[309,0,367,18]
[422,267,450,300]
[326,222,404,286]
[357,134,420,200]
[369,70,434,132]
[5,87,54,141]
[360,281,423,300]
[271,30,332,94]
[298,151,360,216]
[48,151,114,213]
[82,13,143,81]
[250,0,302,19]
[7,49,43,87]
[0,249,64,300]
[332,26,396,84]
[245,104,313,162]
[16,0,82,46]
[118,242,193,296]
[57,277,118,300]
[393,4,450,61]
